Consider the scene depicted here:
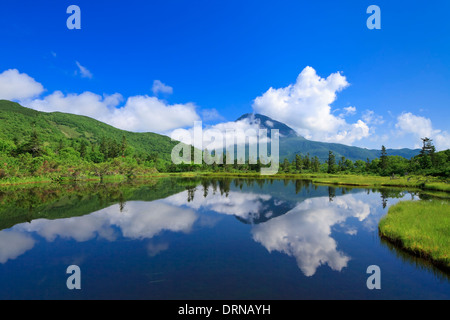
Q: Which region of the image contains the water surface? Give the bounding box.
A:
[0,178,448,299]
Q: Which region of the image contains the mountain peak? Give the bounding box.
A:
[236,113,300,138]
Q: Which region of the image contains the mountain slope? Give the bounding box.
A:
[236,113,299,138]
[237,113,420,162]
[0,100,178,161]
[0,101,421,167]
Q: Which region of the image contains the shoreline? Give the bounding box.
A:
[0,172,449,193]
[378,200,450,272]
[379,231,450,275]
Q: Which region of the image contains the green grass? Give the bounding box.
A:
[199,172,450,193]
[2,171,449,194]
[379,200,450,270]
[309,174,449,192]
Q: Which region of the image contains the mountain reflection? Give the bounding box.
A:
[1,179,379,277]
[252,195,371,276]
[164,186,375,276]
[163,189,276,224]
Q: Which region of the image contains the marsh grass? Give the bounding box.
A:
[310,174,449,192]
[1,172,449,194]
[379,200,450,270]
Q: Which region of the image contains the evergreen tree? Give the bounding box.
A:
[20,130,44,157]
[79,140,88,158]
[380,145,388,170]
[312,156,320,172]
[56,139,65,154]
[304,153,311,170]
[282,158,290,173]
[120,135,128,157]
[327,151,336,174]
[420,137,434,169]
[338,156,346,172]
[295,154,303,172]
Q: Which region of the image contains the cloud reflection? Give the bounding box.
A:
[0,201,198,263]
[165,188,374,276]
[0,231,35,264]
[252,195,371,276]
[164,189,272,222]
[17,201,198,241]
[1,186,375,278]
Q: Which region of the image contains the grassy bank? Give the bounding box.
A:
[1,171,449,193]
[379,200,450,270]
[193,172,450,193]
[308,174,450,193]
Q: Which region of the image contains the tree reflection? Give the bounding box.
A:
[328,186,336,202]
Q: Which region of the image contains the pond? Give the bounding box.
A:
[0,178,448,300]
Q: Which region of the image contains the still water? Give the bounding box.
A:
[0,178,448,299]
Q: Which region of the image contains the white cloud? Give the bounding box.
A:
[75,61,93,79]
[362,110,384,125]
[19,80,200,133]
[252,66,370,145]
[3,69,202,133]
[25,91,123,119]
[334,120,370,144]
[170,115,272,151]
[0,69,44,100]
[152,80,173,95]
[396,112,450,150]
[201,108,224,122]
[342,106,356,116]
[111,95,200,132]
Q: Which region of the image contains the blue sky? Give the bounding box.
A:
[0,0,449,150]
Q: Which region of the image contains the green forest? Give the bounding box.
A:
[0,100,449,184]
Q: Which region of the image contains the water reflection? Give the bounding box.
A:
[252,195,371,276]
[0,231,35,264]
[164,188,274,224]
[0,201,198,263]
[0,179,428,279]
[163,184,377,276]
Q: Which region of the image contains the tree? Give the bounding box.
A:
[338,156,346,172]
[20,130,44,157]
[312,156,320,172]
[304,153,311,170]
[120,135,128,157]
[79,140,88,158]
[295,154,303,172]
[282,158,290,173]
[327,151,336,174]
[420,137,435,156]
[56,139,65,154]
[420,137,435,169]
[380,145,388,171]
[365,158,371,171]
